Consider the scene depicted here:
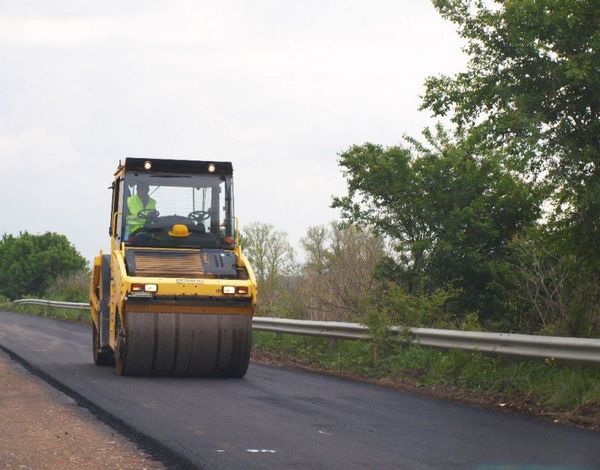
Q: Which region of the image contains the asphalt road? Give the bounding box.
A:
[0,311,598,469]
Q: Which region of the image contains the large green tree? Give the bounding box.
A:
[332,126,542,321]
[0,232,87,300]
[422,0,600,258]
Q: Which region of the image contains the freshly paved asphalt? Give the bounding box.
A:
[0,310,598,469]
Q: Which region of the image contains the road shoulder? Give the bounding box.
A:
[0,350,164,469]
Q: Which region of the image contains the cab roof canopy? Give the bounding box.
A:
[124,157,233,176]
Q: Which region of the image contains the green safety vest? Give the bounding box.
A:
[126,195,157,233]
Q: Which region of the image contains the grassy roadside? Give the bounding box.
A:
[3,302,599,430]
[252,331,600,430]
[0,301,89,324]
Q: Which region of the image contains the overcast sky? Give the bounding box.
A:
[0,1,465,263]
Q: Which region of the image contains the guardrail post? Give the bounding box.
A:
[372,343,379,367]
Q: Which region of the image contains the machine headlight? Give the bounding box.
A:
[208,163,216,173]
[144,160,152,170]
[131,283,157,293]
[222,286,235,294]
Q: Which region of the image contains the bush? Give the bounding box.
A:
[0,232,87,300]
[45,271,90,303]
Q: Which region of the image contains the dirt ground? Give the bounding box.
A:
[0,350,165,470]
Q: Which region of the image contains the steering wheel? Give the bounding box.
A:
[137,209,160,220]
[188,210,210,223]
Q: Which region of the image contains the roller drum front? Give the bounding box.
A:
[117,312,252,377]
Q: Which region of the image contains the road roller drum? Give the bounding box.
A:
[116,312,251,377]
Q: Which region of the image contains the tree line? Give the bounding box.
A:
[246,0,600,338]
[242,217,600,337]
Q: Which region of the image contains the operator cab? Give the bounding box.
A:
[110,158,235,250]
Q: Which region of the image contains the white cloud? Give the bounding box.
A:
[1,127,79,173]
[0,0,466,261]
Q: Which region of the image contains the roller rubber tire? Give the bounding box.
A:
[92,255,114,366]
[92,322,114,366]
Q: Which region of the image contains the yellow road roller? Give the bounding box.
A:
[89,158,257,376]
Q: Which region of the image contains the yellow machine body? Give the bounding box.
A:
[89,158,257,376]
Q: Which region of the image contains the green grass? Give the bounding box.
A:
[253,331,600,414]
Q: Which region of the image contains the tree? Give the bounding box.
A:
[300,223,385,321]
[302,225,330,274]
[242,222,296,284]
[241,222,297,316]
[332,126,542,322]
[422,0,600,260]
[0,232,87,300]
[508,231,600,336]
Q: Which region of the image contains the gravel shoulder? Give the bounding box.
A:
[0,350,165,470]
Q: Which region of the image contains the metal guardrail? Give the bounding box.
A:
[11,299,600,363]
[252,317,600,363]
[13,298,89,310]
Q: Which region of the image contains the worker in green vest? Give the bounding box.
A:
[126,182,157,235]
